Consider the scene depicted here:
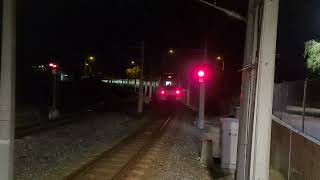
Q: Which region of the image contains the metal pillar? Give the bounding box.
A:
[52,72,57,110]
[186,82,190,106]
[148,83,152,101]
[249,0,279,179]
[302,78,308,132]
[138,41,144,113]
[48,70,60,120]
[198,82,205,129]
[0,0,16,179]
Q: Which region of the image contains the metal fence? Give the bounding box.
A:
[273,79,320,140]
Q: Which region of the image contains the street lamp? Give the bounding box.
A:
[85,56,95,75]
[168,48,175,54]
[88,56,95,61]
[217,56,225,71]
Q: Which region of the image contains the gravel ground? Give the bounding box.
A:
[14,110,148,180]
[143,109,215,180]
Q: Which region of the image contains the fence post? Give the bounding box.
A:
[287,130,292,180]
[302,78,308,133]
[280,81,285,119]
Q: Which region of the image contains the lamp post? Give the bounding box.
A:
[84,56,95,76]
[88,56,95,75]
[129,59,138,89]
[217,56,225,71]
[48,62,60,120]
[138,41,144,114]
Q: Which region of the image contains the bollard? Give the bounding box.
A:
[200,139,213,167]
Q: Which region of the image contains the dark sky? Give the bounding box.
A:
[276,0,320,81]
[14,0,320,81]
[17,0,248,77]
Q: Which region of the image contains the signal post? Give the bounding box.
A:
[197,69,206,129]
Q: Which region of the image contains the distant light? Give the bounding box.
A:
[85,63,89,66]
[197,70,205,78]
[49,63,58,68]
[64,74,68,77]
[89,56,95,60]
[131,60,135,64]
[168,76,172,79]
[168,49,174,54]
[217,56,221,60]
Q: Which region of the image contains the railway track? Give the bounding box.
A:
[63,112,174,180]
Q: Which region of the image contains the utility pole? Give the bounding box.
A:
[198,0,279,178]
[236,0,260,178]
[138,41,144,114]
[0,0,16,179]
[249,0,279,179]
[237,0,279,179]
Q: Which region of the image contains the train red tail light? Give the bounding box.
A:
[160,90,165,95]
[176,90,180,95]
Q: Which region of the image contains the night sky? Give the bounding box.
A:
[11,0,320,85]
[276,0,320,81]
[17,0,248,78]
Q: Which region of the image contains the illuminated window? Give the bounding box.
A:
[165,81,172,86]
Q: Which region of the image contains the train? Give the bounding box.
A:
[156,73,184,102]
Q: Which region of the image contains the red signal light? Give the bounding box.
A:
[176,90,180,94]
[161,90,165,95]
[197,70,205,78]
